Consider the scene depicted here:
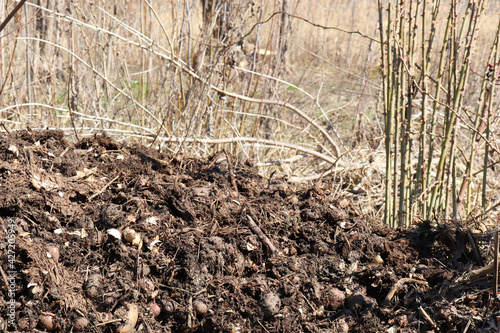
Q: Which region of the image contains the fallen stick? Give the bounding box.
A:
[246,215,278,256]
[462,318,471,333]
[88,174,120,201]
[0,0,27,33]
[0,265,10,292]
[467,230,484,266]
[385,278,428,302]
[418,305,438,331]
[223,149,238,194]
[468,261,495,280]
[159,136,337,165]
[495,228,499,297]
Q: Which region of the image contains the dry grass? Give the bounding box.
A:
[0,0,499,224]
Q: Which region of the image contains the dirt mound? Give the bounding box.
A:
[0,130,498,332]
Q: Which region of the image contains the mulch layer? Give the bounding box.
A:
[0,130,499,332]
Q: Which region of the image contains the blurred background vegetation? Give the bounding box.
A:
[0,0,499,227]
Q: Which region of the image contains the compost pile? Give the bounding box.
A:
[0,130,498,332]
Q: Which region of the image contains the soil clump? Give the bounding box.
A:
[0,130,498,332]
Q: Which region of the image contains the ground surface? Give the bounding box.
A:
[0,130,498,332]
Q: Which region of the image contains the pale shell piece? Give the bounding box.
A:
[246,242,256,251]
[374,254,384,264]
[67,230,82,237]
[123,228,143,249]
[8,145,19,156]
[146,216,159,225]
[80,228,88,238]
[107,228,122,240]
[115,303,139,333]
[148,240,162,251]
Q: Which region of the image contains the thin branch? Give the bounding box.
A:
[385,278,428,302]
[25,3,342,160]
[158,136,337,165]
[0,103,156,134]
[17,37,164,128]
[238,11,380,45]
[246,215,279,255]
[0,0,28,33]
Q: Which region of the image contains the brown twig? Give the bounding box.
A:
[136,247,141,286]
[0,122,10,134]
[385,278,428,302]
[468,261,495,280]
[67,66,80,142]
[0,265,10,291]
[0,33,18,97]
[95,319,123,327]
[494,227,499,297]
[246,215,278,256]
[462,319,471,333]
[418,305,438,331]
[238,11,380,45]
[223,149,238,194]
[88,174,120,202]
[0,0,28,33]
[467,230,484,266]
[159,136,337,165]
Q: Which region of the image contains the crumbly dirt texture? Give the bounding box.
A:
[0,130,499,332]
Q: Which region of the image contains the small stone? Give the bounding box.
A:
[326,287,346,310]
[46,245,60,262]
[192,187,209,196]
[345,294,365,312]
[315,241,329,255]
[18,317,37,331]
[37,314,56,331]
[262,292,281,316]
[150,303,162,317]
[84,274,103,298]
[139,278,155,293]
[123,227,143,249]
[73,317,90,331]
[193,299,208,317]
[334,318,349,333]
[439,305,457,320]
[115,303,138,333]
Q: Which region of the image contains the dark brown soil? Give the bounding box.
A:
[0,130,498,332]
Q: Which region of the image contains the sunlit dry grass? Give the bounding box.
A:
[0,0,499,224]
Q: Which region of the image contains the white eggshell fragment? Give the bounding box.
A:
[107,228,122,240]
